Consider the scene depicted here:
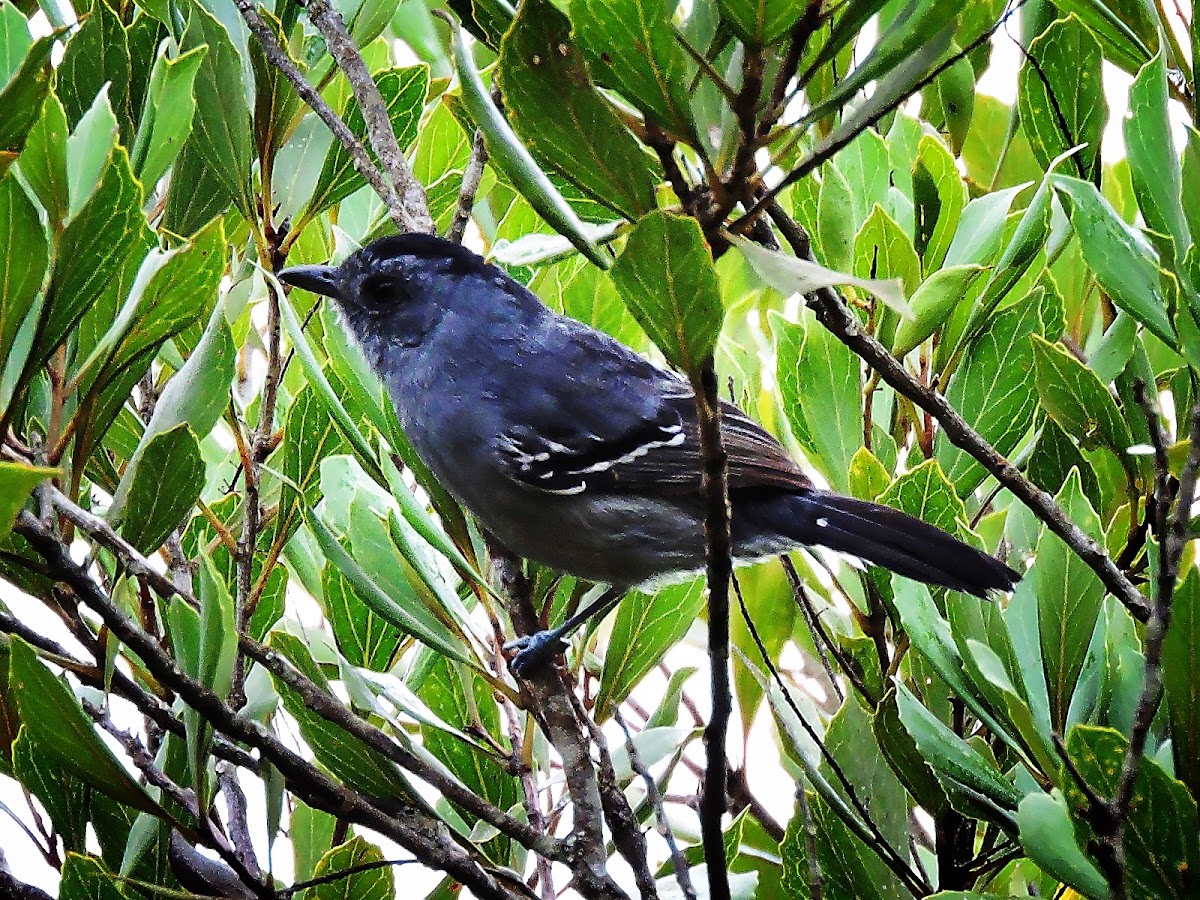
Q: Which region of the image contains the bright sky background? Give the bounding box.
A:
[1,6,1195,896]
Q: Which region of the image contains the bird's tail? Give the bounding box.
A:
[782,491,1020,597]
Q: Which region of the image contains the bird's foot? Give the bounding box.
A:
[503,631,568,678]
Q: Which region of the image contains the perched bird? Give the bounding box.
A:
[280,234,1019,673]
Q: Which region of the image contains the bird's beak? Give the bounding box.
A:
[278,264,340,299]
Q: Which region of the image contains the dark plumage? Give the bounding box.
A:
[280,235,1020,598]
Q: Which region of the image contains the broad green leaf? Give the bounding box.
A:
[59,854,125,900]
[1063,725,1199,899]
[109,295,235,520]
[612,211,723,373]
[130,44,207,190]
[498,0,658,220]
[718,0,800,45]
[891,264,986,358]
[878,459,968,536]
[1052,0,1156,74]
[292,801,337,882]
[1027,418,1101,506]
[121,424,205,554]
[874,689,947,815]
[596,578,704,719]
[312,837,394,900]
[913,134,966,271]
[163,137,232,236]
[38,148,151,370]
[179,0,254,218]
[1031,333,1133,459]
[57,0,132,140]
[0,462,55,540]
[65,86,119,218]
[307,511,470,664]
[269,632,419,801]
[12,730,87,851]
[935,288,1049,494]
[570,0,697,143]
[1164,565,1200,802]
[325,566,402,671]
[853,203,922,294]
[1053,174,1174,344]
[1033,470,1105,733]
[446,20,610,268]
[944,182,1033,268]
[1182,128,1200,253]
[278,385,349,549]
[0,173,47,365]
[533,256,648,349]
[1125,51,1190,271]
[922,43,974,154]
[17,92,68,225]
[848,446,890,501]
[7,638,163,815]
[302,66,428,220]
[737,234,910,318]
[0,0,30,82]
[816,162,856,272]
[896,683,1023,812]
[1017,15,1106,180]
[771,309,860,493]
[0,28,55,179]
[835,129,892,230]
[1016,792,1109,899]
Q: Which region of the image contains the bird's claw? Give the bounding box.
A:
[503,631,568,678]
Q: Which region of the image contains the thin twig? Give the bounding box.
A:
[299,0,433,233]
[614,709,696,900]
[447,129,489,244]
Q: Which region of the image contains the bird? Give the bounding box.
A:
[279,233,1020,674]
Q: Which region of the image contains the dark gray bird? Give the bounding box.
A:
[280,234,1019,673]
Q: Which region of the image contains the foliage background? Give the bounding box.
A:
[0,0,1199,898]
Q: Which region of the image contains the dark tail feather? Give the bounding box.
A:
[785,492,1020,597]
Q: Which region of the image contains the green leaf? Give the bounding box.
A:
[596,578,705,718]
[1164,565,1200,804]
[718,0,800,45]
[878,459,968,536]
[1017,15,1106,180]
[891,264,986,358]
[611,210,723,373]
[17,92,69,226]
[570,0,697,143]
[446,19,610,268]
[0,1,31,82]
[0,462,55,540]
[302,65,428,220]
[57,0,132,141]
[1016,792,1109,900]
[771,308,860,493]
[109,295,235,521]
[7,637,164,816]
[311,837,394,900]
[12,729,87,851]
[292,801,337,882]
[1031,333,1133,459]
[179,0,254,218]
[498,0,658,221]
[121,424,205,554]
[65,85,119,218]
[935,287,1050,494]
[131,44,207,190]
[37,147,151,370]
[737,234,910,318]
[278,385,349,548]
[1125,52,1190,271]
[1032,469,1105,733]
[896,683,1023,813]
[307,510,471,665]
[913,134,966,271]
[163,136,232,236]
[1053,173,1174,344]
[0,28,55,180]
[853,203,922,295]
[324,567,402,671]
[1063,725,1199,899]
[1051,0,1156,74]
[0,173,47,365]
[269,632,419,802]
[59,853,125,900]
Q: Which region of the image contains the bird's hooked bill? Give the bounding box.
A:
[278,264,340,299]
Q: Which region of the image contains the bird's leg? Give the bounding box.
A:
[504,586,624,677]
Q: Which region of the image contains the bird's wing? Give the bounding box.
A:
[496,323,810,495]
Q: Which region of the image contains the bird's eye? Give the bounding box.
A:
[360,273,405,306]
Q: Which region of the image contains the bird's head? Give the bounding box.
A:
[278,233,503,354]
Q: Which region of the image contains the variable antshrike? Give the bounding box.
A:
[280,234,1019,674]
